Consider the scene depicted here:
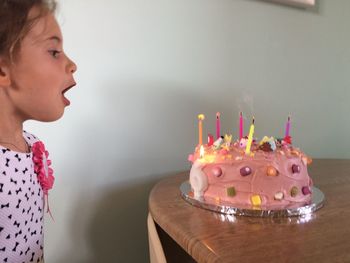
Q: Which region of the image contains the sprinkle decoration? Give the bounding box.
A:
[32,141,55,219]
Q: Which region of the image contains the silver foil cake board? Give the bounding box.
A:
[180,181,325,218]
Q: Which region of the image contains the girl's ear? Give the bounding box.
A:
[0,57,11,87]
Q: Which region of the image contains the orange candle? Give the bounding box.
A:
[198,114,205,145]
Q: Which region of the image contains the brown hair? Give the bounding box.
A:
[0,0,57,61]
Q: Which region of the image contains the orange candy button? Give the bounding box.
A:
[266,166,278,176]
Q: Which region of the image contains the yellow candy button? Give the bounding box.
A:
[251,195,261,206]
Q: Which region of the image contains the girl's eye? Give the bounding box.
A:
[48,50,61,58]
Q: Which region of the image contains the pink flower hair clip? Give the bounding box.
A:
[32,141,55,219]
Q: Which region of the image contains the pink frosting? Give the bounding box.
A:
[189,141,313,209]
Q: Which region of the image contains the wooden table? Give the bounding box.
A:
[148,159,350,263]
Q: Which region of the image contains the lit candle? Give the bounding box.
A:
[198,114,205,146]
[216,112,221,139]
[245,117,255,155]
[285,116,291,138]
[239,112,243,140]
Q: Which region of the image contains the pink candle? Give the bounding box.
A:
[216,112,221,139]
[285,116,291,137]
[239,112,243,139]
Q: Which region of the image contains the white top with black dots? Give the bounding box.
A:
[0,131,44,263]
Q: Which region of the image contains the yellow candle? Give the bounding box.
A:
[198,114,205,145]
[245,118,255,155]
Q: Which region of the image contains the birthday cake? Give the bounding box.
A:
[187,113,313,209]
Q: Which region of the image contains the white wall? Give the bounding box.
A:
[25,0,350,262]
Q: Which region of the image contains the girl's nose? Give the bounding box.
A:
[66,56,77,74]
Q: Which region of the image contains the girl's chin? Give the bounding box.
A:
[34,109,65,122]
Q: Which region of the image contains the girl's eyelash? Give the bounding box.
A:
[48,50,61,58]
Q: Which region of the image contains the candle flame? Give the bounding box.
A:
[216,112,220,118]
[198,114,205,121]
[200,145,205,158]
[252,117,255,125]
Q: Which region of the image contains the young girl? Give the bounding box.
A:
[0,1,77,262]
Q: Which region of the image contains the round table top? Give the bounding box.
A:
[148,159,350,263]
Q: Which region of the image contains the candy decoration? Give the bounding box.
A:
[207,134,214,146]
[291,186,298,197]
[212,166,223,177]
[198,114,205,146]
[227,186,236,197]
[240,166,252,176]
[224,134,232,145]
[291,149,300,156]
[266,166,278,176]
[259,142,273,152]
[239,137,248,148]
[292,164,301,173]
[219,149,228,155]
[188,154,194,162]
[283,136,292,145]
[189,159,208,199]
[259,137,277,152]
[302,157,308,166]
[251,195,261,206]
[302,156,313,166]
[302,186,312,195]
[216,112,221,139]
[274,192,284,200]
[307,157,313,165]
[213,136,224,149]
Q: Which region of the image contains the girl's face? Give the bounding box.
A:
[7,8,77,122]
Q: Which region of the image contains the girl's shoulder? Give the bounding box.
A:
[23,130,40,146]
